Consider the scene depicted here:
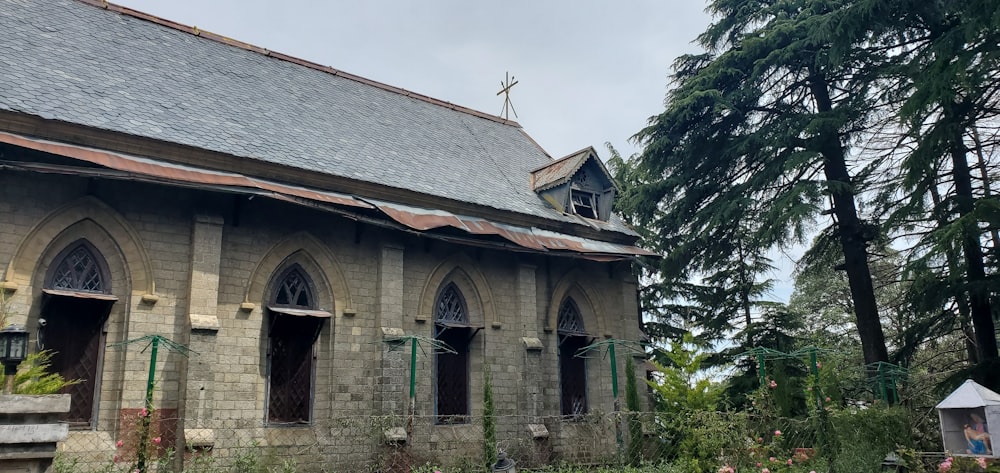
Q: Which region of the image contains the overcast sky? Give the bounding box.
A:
[112,1,712,160]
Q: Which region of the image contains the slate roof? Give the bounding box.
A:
[0,0,636,238]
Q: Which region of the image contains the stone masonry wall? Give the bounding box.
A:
[0,166,644,470]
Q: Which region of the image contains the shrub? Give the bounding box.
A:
[14,350,80,395]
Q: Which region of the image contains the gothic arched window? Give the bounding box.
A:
[266,264,329,425]
[434,282,471,423]
[557,298,588,417]
[49,241,110,293]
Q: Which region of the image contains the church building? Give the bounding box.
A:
[0,0,651,469]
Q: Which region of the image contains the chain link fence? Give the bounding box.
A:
[48,405,922,473]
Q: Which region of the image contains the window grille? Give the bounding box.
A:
[272,266,313,308]
[435,283,468,324]
[434,283,470,423]
[557,298,588,417]
[558,299,585,334]
[51,243,106,292]
[266,264,322,424]
[42,240,113,427]
[267,314,320,424]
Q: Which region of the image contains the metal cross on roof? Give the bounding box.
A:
[496,71,519,121]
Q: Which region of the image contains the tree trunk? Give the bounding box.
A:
[929,180,979,365]
[945,101,999,366]
[737,238,753,328]
[971,128,1000,251]
[809,72,890,366]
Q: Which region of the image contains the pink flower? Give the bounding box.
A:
[761,469,770,473]
[769,457,777,462]
[152,436,161,445]
[816,361,822,368]
[139,407,149,418]
[757,437,764,443]
[774,430,781,436]
[116,440,123,448]
[825,397,831,402]
[769,380,778,389]
[807,386,813,391]
[718,466,735,473]
[939,458,953,472]
[113,454,120,463]
[756,462,762,467]
[811,471,817,473]
[977,457,987,469]
[787,458,793,465]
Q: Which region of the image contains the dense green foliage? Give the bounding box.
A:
[646,333,722,413]
[624,356,643,466]
[483,366,497,469]
[617,0,1000,391]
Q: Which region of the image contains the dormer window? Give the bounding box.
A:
[530,147,619,221]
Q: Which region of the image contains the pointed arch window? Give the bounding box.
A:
[266,264,329,425]
[558,298,588,417]
[50,243,108,292]
[434,282,472,423]
[41,239,117,427]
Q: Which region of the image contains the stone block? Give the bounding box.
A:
[0,424,68,443]
[528,423,549,438]
[384,427,407,444]
[0,395,70,414]
[521,337,543,351]
[184,428,215,448]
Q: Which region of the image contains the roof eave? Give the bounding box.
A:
[0,111,640,244]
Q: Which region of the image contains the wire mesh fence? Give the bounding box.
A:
[46,406,924,473]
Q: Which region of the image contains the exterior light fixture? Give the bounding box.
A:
[0,324,29,394]
[492,450,516,473]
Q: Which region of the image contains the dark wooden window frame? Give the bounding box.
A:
[264,264,326,426]
[41,239,115,429]
[570,189,599,220]
[557,298,590,419]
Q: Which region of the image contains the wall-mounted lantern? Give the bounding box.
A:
[0,324,29,394]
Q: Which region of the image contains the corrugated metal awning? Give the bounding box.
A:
[0,131,371,210]
[363,198,657,259]
[1,131,656,261]
[267,306,333,318]
[42,288,119,301]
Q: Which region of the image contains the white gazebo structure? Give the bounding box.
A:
[937,379,1000,457]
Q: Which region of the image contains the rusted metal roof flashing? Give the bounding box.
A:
[1,132,655,261]
[0,131,372,210]
[72,0,519,129]
[530,146,621,193]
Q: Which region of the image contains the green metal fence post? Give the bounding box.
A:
[757,352,767,386]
